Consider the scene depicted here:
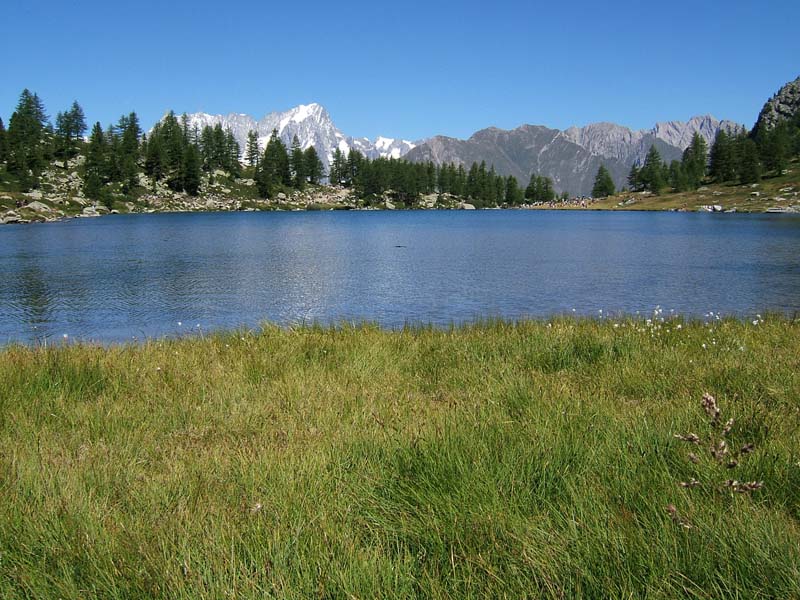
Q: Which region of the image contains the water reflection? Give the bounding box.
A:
[0,211,799,343]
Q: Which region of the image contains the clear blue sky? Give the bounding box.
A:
[2,0,798,141]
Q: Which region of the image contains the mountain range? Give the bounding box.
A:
[184,104,416,175]
[184,105,741,196]
[404,116,741,196]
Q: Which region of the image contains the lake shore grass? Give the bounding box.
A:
[1,317,799,598]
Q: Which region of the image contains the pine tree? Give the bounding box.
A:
[225,129,241,176]
[709,130,734,183]
[303,146,324,184]
[681,132,707,189]
[524,174,556,203]
[738,137,761,184]
[0,117,7,164]
[105,124,121,184]
[53,101,85,158]
[245,130,260,169]
[117,112,141,193]
[262,129,290,186]
[668,160,690,192]
[144,124,165,184]
[182,144,202,196]
[289,135,306,189]
[83,122,108,200]
[639,145,665,193]
[504,175,523,205]
[627,164,641,191]
[759,122,790,175]
[591,164,615,197]
[6,89,50,187]
[346,149,363,187]
[329,148,345,185]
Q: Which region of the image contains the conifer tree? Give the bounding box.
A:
[6,89,50,187]
[262,129,290,186]
[759,122,790,175]
[329,148,345,185]
[182,144,202,196]
[525,173,555,203]
[83,122,108,200]
[627,164,641,191]
[346,149,363,186]
[505,175,523,205]
[591,164,615,197]
[289,135,306,189]
[668,160,690,192]
[245,131,260,168]
[639,145,666,193]
[680,132,707,189]
[709,130,735,183]
[117,112,141,193]
[303,146,324,184]
[225,130,241,176]
[738,137,762,184]
[0,117,6,164]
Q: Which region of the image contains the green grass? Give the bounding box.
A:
[1,317,799,598]
[585,163,800,213]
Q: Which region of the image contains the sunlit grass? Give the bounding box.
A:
[0,317,798,598]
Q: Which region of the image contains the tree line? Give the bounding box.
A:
[328,149,560,207]
[590,114,800,198]
[0,88,562,208]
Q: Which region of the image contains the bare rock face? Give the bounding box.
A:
[181,104,416,176]
[752,75,800,137]
[406,116,741,196]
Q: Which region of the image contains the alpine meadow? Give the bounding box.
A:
[1,0,800,597]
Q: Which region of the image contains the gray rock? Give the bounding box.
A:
[458,202,476,210]
[752,76,800,136]
[24,201,51,213]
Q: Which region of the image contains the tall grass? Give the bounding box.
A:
[0,317,798,598]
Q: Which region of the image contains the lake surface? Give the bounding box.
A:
[1,210,799,344]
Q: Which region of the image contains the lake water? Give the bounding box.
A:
[1,210,799,344]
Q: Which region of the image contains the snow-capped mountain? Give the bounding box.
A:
[183,103,417,173]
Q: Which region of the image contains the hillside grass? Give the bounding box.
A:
[1,317,798,598]
[586,162,800,213]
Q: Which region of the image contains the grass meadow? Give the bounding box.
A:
[0,316,798,598]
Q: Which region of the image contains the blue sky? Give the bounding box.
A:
[2,0,798,141]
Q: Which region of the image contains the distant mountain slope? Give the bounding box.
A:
[406,116,740,196]
[183,104,416,174]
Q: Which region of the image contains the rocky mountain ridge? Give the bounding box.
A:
[752,75,800,138]
[184,104,416,174]
[180,103,746,196]
[405,115,741,196]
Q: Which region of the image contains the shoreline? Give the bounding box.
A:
[3,313,789,348]
[3,201,799,226]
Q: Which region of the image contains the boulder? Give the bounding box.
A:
[24,201,51,213]
[458,202,476,210]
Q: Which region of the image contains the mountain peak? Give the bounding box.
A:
[182,104,417,172]
[752,75,800,137]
